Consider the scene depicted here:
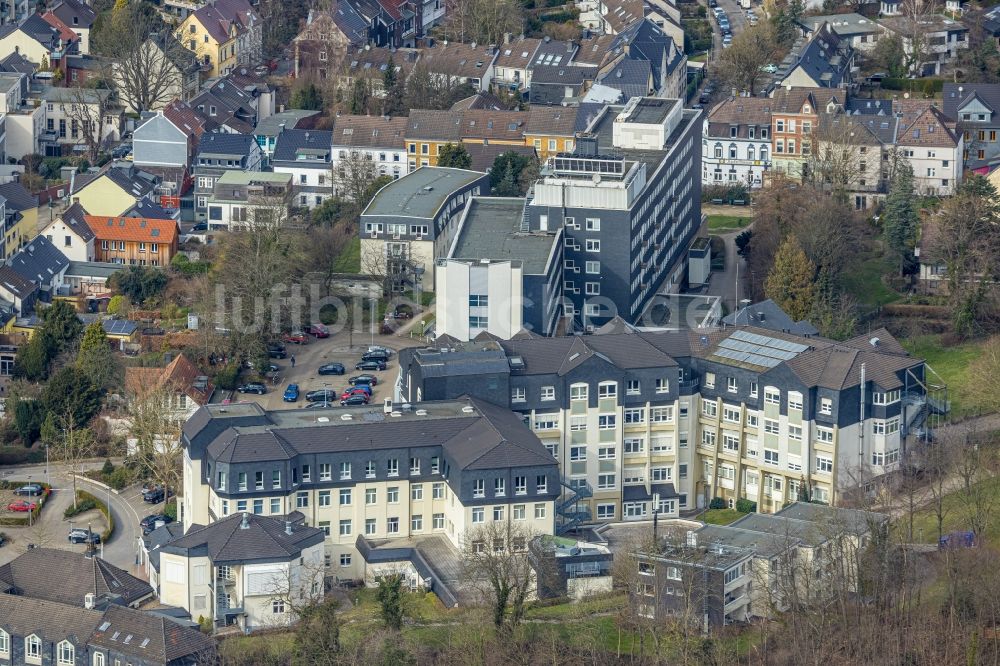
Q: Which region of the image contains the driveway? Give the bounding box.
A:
[701,216,751,315]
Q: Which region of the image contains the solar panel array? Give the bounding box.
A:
[712,330,810,368]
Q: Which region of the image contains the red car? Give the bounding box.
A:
[340,388,371,401]
[307,324,329,338]
[283,331,308,345]
[7,500,36,512]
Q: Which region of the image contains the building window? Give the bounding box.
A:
[655,378,669,393]
[585,239,600,252]
[598,414,616,429]
[387,517,399,534]
[411,484,423,501]
[624,437,645,454]
[764,449,779,466]
[410,457,421,475]
[273,599,286,614]
[541,386,555,401]
[764,388,780,405]
[473,479,485,498]
[341,553,352,566]
[816,456,833,473]
[514,475,527,494]
[570,384,588,401]
[366,488,377,505]
[93,652,104,666]
[535,503,547,519]
[319,490,331,506]
[788,392,803,411]
[387,459,399,476]
[727,376,738,393]
[816,428,833,444]
[597,503,615,519]
[25,635,41,661]
[493,506,504,521]
[702,399,717,417]
[365,518,377,535]
[340,519,352,536]
[625,408,645,424]
[472,507,484,523]
[511,387,526,402]
[495,478,506,497]
[597,473,615,490]
[788,425,802,441]
[586,260,600,274]
[387,487,399,503]
[585,217,601,231]
[296,491,308,508]
[763,419,779,435]
[237,472,246,491]
[433,483,445,499]
[270,498,281,514]
[57,641,74,665]
[820,398,832,415]
[411,514,423,531]
[513,504,526,520]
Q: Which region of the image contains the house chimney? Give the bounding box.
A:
[240,512,250,529]
[285,520,293,535]
[84,593,96,609]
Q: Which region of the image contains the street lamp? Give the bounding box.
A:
[44,444,49,487]
[323,382,329,408]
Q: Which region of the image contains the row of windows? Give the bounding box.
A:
[0,631,79,665]
[100,241,159,252]
[220,457,443,491]
[513,379,672,403]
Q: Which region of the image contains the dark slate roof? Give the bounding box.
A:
[102,167,157,198]
[721,299,819,336]
[443,397,560,470]
[0,181,38,211]
[331,0,369,43]
[451,197,558,274]
[51,0,96,29]
[60,200,95,242]
[597,58,651,99]
[623,483,677,501]
[162,513,326,564]
[125,199,175,220]
[0,51,35,75]
[272,128,333,162]
[8,235,69,285]
[499,330,679,375]
[0,594,103,646]
[574,102,605,132]
[143,522,186,572]
[530,64,596,85]
[19,13,60,46]
[609,19,681,90]
[90,604,217,664]
[942,82,1000,121]
[196,132,255,158]
[0,265,37,298]
[0,549,153,607]
[782,23,852,89]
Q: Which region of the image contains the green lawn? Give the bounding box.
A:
[898,475,1000,547]
[332,236,361,273]
[901,334,981,418]
[700,508,743,525]
[689,52,709,62]
[707,215,751,232]
[839,254,902,307]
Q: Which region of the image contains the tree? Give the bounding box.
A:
[107,294,129,317]
[43,366,102,429]
[75,322,121,391]
[13,331,56,381]
[882,161,918,276]
[126,383,184,506]
[333,151,380,204]
[871,33,907,78]
[437,143,472,169]
[765,235,816,321]
[349,77,373,115]
[403,64,476,111]
[438,0,523,47]
[110,266,168,304]
[97,2,192,114]
[12,397,44,445]
[62,85,118,164]
[292,597,341,666]
[375,572,406,631]
[291,83,323,111]
[39,300,84,352]
[382,56,405,116]
[462,520,540,637]
[489,151,537,196]
[714,22,782,95]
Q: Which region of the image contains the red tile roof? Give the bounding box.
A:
[84,216,179,244]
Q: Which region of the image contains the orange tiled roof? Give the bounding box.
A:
[124,354,213,405]
[84,216,178,244]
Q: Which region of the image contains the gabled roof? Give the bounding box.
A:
[450,91,508,111]
[0,548,153,607]
[125,353,214,405]
[91,605,217,664]
[0,265,37,299]
[493,38,542,71]
[162,512,326,564]
[40,11,79,43]
[50,0,96,30]
[706,97,772,138]
[529,64,596,85]
[942,82,1000,121]
[272,129,333,162]
[417,42,498,79]
[525,105,579,137]
[896,105,959,148]
[597,58,652,99]
[0,594,103,645]
[443,397,561,470]
[73,165,158,199]
[7,235,69,286]
[84,215,179,244]
[602,0,644,33]
[721,299,819,335]
[59,201,95,242]
[0,181,39,212]
[327,0,369,44]
[189,0,258,44]
[196,131,256,158]
[781,23,852,89]
[609,18,682,89]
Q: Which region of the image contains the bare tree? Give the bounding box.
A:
[63,85,120,163]
[51,420,96,510]
[333,151,379,204]
[954,430,999,540]
[461,519,542,637]
[126,383,184,505]
[437,0,523,47]
[714,22,782,96]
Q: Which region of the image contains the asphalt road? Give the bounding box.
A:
[76,476,147,572]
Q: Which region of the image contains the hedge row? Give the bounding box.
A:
[76,490,114,543]
[0,447,46,466]
[879,77,944,95]
[0,482,52,526]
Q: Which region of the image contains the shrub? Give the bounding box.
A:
[101,458,115,476]
[0,446,44,466]
[214,362,240,390]
[106,467,133,490]
[64,498,97,518]
[709,497,726,510]
[735,498,757,514]
[76,490,114,542]
[164,499,178,521]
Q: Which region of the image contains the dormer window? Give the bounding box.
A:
[803,105,810,113]
[730,126,737,138]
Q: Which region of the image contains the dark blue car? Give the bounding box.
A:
[283,384,300,402]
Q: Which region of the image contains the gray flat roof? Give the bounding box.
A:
[450,197,559,274]
[363,167,486,220]
[623,97,679,124]
[65,261,122,279]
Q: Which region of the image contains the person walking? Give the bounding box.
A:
[290,355,296,368]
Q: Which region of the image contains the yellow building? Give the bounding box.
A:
[175,0,260,78]
[405,110,530,168]
[524,106,579,161]
[0,182,40,260]
[68,166,158,218]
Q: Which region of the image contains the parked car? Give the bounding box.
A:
[267,344,288,359]
[393,306,414,320]
[349,374,378,386]
[68,528,101,544]
[283,331,308,345]
[367,345,394,357]
[283,384,300,402]
[191,222,208,232]
[356,360,386,371]
[14,484,43,496]
[341,394,370,406]
[140,513,173,534]
[305,401,336,409]
[6,500,36,512]
[340,388,371,401]
[237,382,267,395]
[362,351,390,363]
[318,363,346,375]
[306,323,329,338]
[143,487,173,503]
[343,383,372,396]
[306,389,338,403]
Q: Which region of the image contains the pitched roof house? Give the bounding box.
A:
[39,200,94,262]
[84,214,179,266]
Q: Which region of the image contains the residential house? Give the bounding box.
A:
[877,15,968,76]
[942,82,1000,171]
[39,200,93,262]
[254,109,320,165]
[978,4,1000,49]
[84,214,179,266]
[0,548,154,608]
[125,353,214,424]
[810,109,887,207]
[530,536,614,600]
[369,0,422,48]
[522,97,702,327]
[0,234,69,312]
[797,13,880,51]
[492,37,542,93]
[180,397,559,604]
[524,106,579,161]
[437,196,563,339]
[292,3,369,80]
[418,42,498,91]
[331,114,409,184]
[404,109,528,168]
[205,171,293,229]
[272,129,333,209]
[0,71,44,160]
[702,97,773,188]
[775,24,854,92]
[324,46,420,97]
[0,13,75,71]
[599,19,687,100]
[192,132,262,218]
[156,512,325,631]
[768,87,823,181]
[0,594,216,666]
[40,86,124,154]
[528,65,597,105]
[63,51,102,86]
[176,0,261,78]
[360,166,489,291]
[46,0,94,54]
[0,0,33,27]
[63,260,121,297]
[894,102,963,195]
[113,32,200,113]
[0,180,39,258]
[593,0,645,34]
[69,165,160,217]
[191,70,273,134]
[133,100,207,198]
